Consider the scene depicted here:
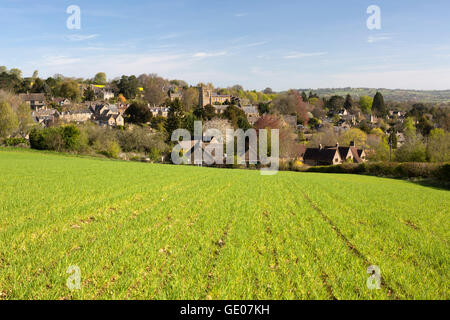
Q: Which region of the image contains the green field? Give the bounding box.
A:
[0,149,448,300]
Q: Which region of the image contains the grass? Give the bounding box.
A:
[0,149,448,300]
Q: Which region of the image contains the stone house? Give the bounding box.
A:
[53,98,71,107]
[19,93,46,110]
[242,106,260,125]
[169,92,182,101]
[58,110,93,124]
[303,145,342,166]
[32,108,59,127]
[150,107,169,117]
[99,114,124,127]
[198,86,232,107]
[101,89,115,101]
[303,142,366,166]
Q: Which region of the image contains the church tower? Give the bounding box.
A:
[198,85,213,107]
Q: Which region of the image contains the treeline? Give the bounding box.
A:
[306,162,450,182]
[0,66,277,110]
[297,87,450,103]
[28,124,169,161]
[0,91,33,140]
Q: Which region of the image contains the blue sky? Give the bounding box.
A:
[1,0,450,90]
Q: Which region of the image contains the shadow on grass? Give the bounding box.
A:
[409,179,450,191]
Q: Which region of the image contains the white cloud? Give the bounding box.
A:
[234,13,248,17]
[283,52,327,59]
[367,35,392,43]
[193,51,227,58]
[41,55,82,66]
[64,34,99,41]
[234,41,268,49]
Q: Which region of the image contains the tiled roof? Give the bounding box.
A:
[303,148,338,163]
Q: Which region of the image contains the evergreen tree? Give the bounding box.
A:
[83,87,96,102]
[343,94,353,110]
[301,91,308,102]
[372,92,387,117]
[165,99,185,139]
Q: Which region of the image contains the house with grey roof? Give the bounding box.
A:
[19,93,46,110]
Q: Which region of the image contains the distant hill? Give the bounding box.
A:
[296,88,450,103]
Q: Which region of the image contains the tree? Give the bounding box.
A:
[294,92,310,125]
[312,106,326,119]
[94,72,107,85]
[124,101,153,124]
[403,117,416,138]
[366,132,390,161]
[308,117,320,129]
[301,91,308,103]
[0,101,19,139]
[254,114,302,158]
[308,126,338,147]
[61,125,81,150]
[193,105,206,120]
[204,105,216,120]
[271,93,297,114]
[9,68,22,80]
[223,105,248,129]
[45,77,58,96]
[408,103,428,119]
[343,94,353,110]
[32,70,39,80]
[114,75,139,100]
[372,92,387,117]
[416,115,433,137]
[326,95,345,113]
[83,87,96,102]
[165,99,185,138]
[16,102,33,136]
[395,134,426,162]
[309,91,319,99]
[59,80,81,101]
[359,96,374,114]
[193,104,216,121]
[0,71,22,93]
[150,116,167,133]
[140,74,169,106]
[427,129,450,162]
[118,94,127,104]
[116,127,168,154]
[181,87,199,112]
[263,87,273,94]
[271,91,310,124]
[31,78,51,96]
[246,91,258,104]
[339,128,367,147]
[237,116,251,130]
[258,102,270,115]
